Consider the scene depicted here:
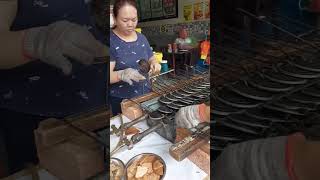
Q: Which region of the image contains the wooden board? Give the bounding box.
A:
[175,128,210,175]
[36,109,110,148]
[34,108,109,180]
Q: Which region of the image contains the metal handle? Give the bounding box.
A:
[131,123,163,144]
[122,114,149,129]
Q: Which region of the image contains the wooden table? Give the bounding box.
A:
[110,115,209,180]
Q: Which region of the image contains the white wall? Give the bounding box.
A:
[138,0,209,27]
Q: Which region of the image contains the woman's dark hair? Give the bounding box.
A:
[113,0,137,18]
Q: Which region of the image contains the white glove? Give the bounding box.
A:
[117,68,146,85]
[23,20,107,75]
[175,104,201,129]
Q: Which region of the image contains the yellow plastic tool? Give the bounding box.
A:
[154,52,163,63]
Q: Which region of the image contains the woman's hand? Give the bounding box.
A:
[150,61,161,75]
[117,68,146,85]
[148,56,161,75]
[175,103,209,129]
[23,20,107,75]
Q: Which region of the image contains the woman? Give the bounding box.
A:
[110,0,161,115]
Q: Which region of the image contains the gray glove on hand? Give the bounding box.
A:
[213,136,288,180]
[23,20,108,75]
[118,68,146,85]
[175,104,202,129]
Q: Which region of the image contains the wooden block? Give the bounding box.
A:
[36,110,109,147]
[188,148,210,175]
[122,105,143,121]
[174,128,210,175]
[36,135,104,180]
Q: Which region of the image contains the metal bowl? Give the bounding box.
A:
[125,153,166,180]
[110,158,126,180]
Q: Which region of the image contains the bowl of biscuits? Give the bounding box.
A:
[110,158,125,180]
[125,153,166,180]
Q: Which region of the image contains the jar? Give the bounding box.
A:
[168,44,172,53]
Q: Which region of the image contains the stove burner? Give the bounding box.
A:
[192,94,209,99]
[248,74,294,92]
[212,99,244,116]
[180,88,198,94]
[226,81,274,101]
[190,84,207,89]
[177,99,193,105]
[166,103,181,110]
[165,94,179,101]
[274,97,316,111]
[217,88,262,108]
[184,96,197,101]
[216,119,261,135]
[171,91,186,98]
[176,90,192,97]
[149,111,164,120]
[159,96,173,104]
[302,86,320,97]
[262,104,304,116]
[278,63,320,79]
[263,69,307,85]
[245,109,297,123]
[158,106,173,114]
[186,96,202,102]
[227,113,271,128]
[213,124,256,142]
[211,27,320,158]
[171,101,187,107]
[187,86,204,92]
[289,92,320,105]
[288,57,320,72]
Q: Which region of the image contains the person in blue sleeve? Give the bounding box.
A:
[109,0,161,115]
[0,0,108,175]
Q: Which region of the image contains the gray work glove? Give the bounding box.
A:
[175,104,201,129]
[213,136,288,180]
[23,20,108,75]
[117,68,146,85]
